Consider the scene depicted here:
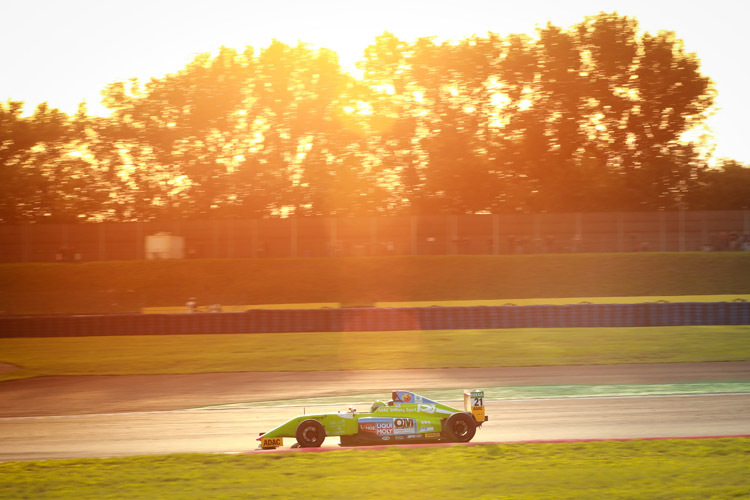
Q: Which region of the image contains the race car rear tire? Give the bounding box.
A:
[445,412,477,442]
[296,419,326,447]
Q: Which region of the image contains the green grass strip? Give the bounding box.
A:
[2,253,749,314]
[1,326,749,381]
[376,294,750,307]
[1,438,748,499]
[196,382,750,409]
[142,295,750,313]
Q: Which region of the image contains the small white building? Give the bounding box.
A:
[145,232,185,259]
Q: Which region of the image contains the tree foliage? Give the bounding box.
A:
[684,159,750,209]
[1,12,741,223]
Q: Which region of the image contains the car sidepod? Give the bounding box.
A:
[354,414,442,444]
[343,402,454,445]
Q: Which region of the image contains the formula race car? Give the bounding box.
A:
[258,389,487,449]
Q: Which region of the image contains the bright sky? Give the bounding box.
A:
[2,0,749,163]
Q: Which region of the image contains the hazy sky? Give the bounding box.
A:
[2,0,748,163]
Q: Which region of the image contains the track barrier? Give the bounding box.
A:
[1,302,749,338]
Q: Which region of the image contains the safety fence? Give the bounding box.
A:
[3,210,749,262]
[1,302,748,338]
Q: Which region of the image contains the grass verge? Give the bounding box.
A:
[139,295,750,313]
[1,438,748,499]
[1,326,749,381]
[376,294,750,307]
[2,253,749,314]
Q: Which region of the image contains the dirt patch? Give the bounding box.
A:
[1,362,748,418]
[0,363,19,375]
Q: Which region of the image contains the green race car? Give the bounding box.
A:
[258,389,488,449]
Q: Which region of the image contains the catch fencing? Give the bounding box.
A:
[2,210,749,262]
[1,302,748,338]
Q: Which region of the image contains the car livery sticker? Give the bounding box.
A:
[392,418,416,435]
[359,418,394,436]
[359,417,418,437]
[393,391,422,404]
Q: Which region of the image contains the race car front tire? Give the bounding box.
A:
[444,412,477,442]
[295,419,326,447]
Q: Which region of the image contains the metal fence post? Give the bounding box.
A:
[679,207,686,252]
[329,217,337,257]
[98,223,106,261]
[291,217,298,258]
[448,215,458,254]
[659,211,667,251]
[251,219,258,258]
[62,224,69,256]
[492,214,499,255]
[23,224,31,262]
[370,217,377,256]
[212,219,220,258]
[227,219,234,259]
[411,215,418,255]
[136,222,143,260]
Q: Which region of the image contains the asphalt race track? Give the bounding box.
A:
[1,362,750,461]
[1,395,750,461]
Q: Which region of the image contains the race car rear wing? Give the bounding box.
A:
[465,389,488,423]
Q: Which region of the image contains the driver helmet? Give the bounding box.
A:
[370,400,387,412]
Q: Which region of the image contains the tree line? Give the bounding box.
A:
[1,12,748,224]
